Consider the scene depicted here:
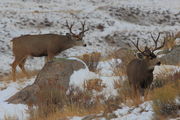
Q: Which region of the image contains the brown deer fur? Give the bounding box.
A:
[127,33,165,96]
[11,21,89,81]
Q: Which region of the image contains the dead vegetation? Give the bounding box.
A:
[163,32,180,50]
[2,31,180,120]
[0,70,39,82]
[152,81,180,119]
[109,48,135,76]
[79,52,101,72]
[28,81,106,120]
[84,78,106,92]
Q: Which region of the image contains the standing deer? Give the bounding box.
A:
[127,33,165,96]
[11,21,89,81]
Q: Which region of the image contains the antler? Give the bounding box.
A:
[131,39,144,53]
[79,21,89,35]
[151,32,165,52]
[65,20,76,35]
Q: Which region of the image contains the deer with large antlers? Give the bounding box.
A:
[11,21,89,81]
[127,33,165,96]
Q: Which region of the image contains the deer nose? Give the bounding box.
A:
[83,44,87,47]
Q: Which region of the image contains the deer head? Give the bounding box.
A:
[65,20,89,42]
[131,33,165,68]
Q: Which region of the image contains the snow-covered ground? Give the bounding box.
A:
[0,78,34,120]
[0,0,180,75]
[0,0,180,120]
[0,58,179,120]
[70,101,154,120]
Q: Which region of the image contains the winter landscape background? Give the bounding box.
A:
[0,0,180,120]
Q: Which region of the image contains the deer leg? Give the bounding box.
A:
[44,56,48,63]
[11,60,17,82]
[47,53,55,62]
[11,56,27,81]
[18,58,29,78]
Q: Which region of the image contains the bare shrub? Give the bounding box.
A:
[80,52,101,72]
[109,48,135,76]
[152,83,179,118]
[0,70,39,82]
[28,81,104,120]
[113,79,141,106]
[163,32,179,50]
[30,84,67,118]
[152,70,180,90]
[103,97,121,118]
[84,78,106,92]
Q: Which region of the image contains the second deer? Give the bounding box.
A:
[127,33,165,97]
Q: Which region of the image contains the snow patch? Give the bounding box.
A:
[113,102,154,120]
[0,78,35,120]
[97,59,122,76]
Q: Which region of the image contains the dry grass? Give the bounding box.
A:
[152,83,179,119]
[113,79,144,107]
[163,33,176,50]
[108,48,135,76]
[0,70,39,82]
[28,83,106,120]
[79,52,101,72]
[150,70,180,119]
[29,104,104,120]
[152,68,180,90]
[84,78,106,92]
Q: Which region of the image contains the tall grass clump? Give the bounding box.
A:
[152,82,180,119]
[80,52,101,72]
[28,81,105,120]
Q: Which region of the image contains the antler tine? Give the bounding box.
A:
[80,21,89,35]
[131,39,143,53]
[151,32,161,47]
[151,32,165,52]
[65,20,75,35]
[152,38,165,52]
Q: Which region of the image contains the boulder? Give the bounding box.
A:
[6,58,86,104]
[160,45,180,65]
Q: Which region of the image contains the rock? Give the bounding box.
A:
[6,58,86,104]
[160,45,180,65]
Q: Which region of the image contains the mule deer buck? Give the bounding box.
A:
[127,33,165,96]
[11,21,89,81]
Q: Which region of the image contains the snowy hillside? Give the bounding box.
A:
[0,0,180,75]
[0,0,180,120]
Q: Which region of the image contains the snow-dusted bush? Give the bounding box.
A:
[29,83,105,119]
[80,52,101,72]
[152,83,179,118]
